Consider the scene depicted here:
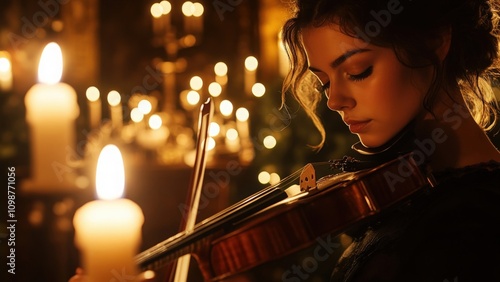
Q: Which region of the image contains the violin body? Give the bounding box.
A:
[136,153,432,281]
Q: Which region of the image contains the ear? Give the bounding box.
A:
[434,26,452,62]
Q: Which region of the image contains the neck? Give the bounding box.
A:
[414,93,500,171]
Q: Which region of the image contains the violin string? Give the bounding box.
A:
[136,161,333,270]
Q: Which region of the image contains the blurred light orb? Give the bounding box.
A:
[235,107,249,121]
[130,108,144,122]
[208,82,222,97]
[263,135,277,149]
[252,83,266,97]
[138,99,153,115]
[258,171,271,184]
[149,114,163,130]
[219,100,233,117]
[86,86,100,102]
[187,90,200,105]
[245,56,258,71]
[214,62,228,76]
[107,90,121,106]
[190,75,203,90]
[209,122,220,136]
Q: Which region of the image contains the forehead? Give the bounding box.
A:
[301,25,368,64]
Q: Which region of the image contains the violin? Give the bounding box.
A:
[135,149,435,281]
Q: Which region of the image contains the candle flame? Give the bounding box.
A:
[96,144,125,200]
[38,42,63,84]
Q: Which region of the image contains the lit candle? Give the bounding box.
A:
[73,144,144,282]
[182,1,195,35]
[161,1,172,34]
[244,56,258,96]
[86,86,101,130]
[0,51,13,92]
[23,42,80,193]
[192,2,204,35]
[236,107,250,141]
[151,3,164,37]
[107,90,123,131]
[136,114,169,150]
[214,62,228,95]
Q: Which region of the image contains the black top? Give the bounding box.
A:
[330,161,500,282]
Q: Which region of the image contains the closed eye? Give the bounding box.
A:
[320,81,330,98]
[348,66,373,82]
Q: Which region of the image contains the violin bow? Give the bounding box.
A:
[169,98,214,282]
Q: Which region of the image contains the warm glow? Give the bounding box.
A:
[219,100,233,117]
[138,99,152,114]
[190,76,203,90]
[269,173,281,185]
[252,83,266,97]
[96,145,125,200]
[244,56,258,71]
[263,135,277,149]
[187,90,200,105]
[86,86,100,102]
[193,2,204,17]
[150,3,163,18]
[182,1,194,16]
[0,57,11,73]
[149,114,163,130]
[258,171,271,184]
[236,107,249,121]
[207,137,216,151]
[130,108,144,123]
[208,122,220,137]
[180,35,197,47]
[38,42,63,84]
[214,62,228,76]
[107,91,121,106]
[160,1,172,14]
[226,128,239,140]
[208,82,222,97]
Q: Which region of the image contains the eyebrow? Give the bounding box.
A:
[309,48,371,72]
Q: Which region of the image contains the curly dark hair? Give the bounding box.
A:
[281,0,500,149]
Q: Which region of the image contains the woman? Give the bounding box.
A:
[281,0,500,281]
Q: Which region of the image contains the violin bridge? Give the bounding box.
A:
[300,163,317,192]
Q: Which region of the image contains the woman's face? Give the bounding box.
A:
[302,24,432,148]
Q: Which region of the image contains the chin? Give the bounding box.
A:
[358,136,388,149]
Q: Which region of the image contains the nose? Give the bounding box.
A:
[326,85,355,111]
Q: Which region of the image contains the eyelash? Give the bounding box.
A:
[348,66,373,82]
[320,66,373,96]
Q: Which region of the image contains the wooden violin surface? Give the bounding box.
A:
[136,153,432,281]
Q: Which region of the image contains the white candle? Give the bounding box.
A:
[23,42,80,193]
[182,1,195,35]
[73,144,144,282]
[236,107,250,140]
[192,2,204,35]
[151,3,164,37]
[86,86,101,130]
[107,90,123,131]
[214,62,228,96]
[0,51,13,92]
[244,56,258,96]
[161,1,172,34]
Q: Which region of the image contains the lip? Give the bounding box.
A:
[344,119,371,133]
